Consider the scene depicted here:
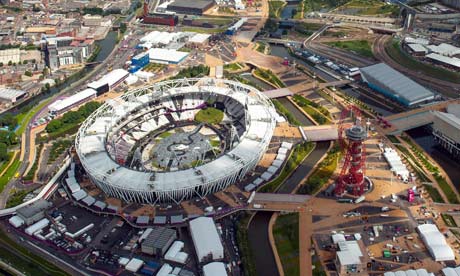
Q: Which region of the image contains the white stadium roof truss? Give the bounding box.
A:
[76,78,276,204]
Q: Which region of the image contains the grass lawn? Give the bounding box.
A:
[273,213,299,276]
[0,229,68,275]
[181,26,227,34]
[434,174,459,204]
[442,213,458,227]
[48,139,72,164]
[224,63,243,71]
[303,0,348,13]
[0,157,21,192]
[272,99,301,126]
[292,95,331,125]
[256,42,267,54]
[269,1,286,18]
[260,142,315,193]
[253,68,285,88]
[423,184,445,203]
[6,189,29,208]
[158,131,173,139]
[326,40,374,58]
[15,98,52,135]
[195,107,224,124]
[386,40,460,86]
[336,0,399,16]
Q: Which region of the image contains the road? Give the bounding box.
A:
[372,34,460,98]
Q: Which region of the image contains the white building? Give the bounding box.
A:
[417,224,455,261]
[147,48,189,64]
[385,268,434,276]
[0,88,27,103]
[189,217,224,262]
[48,88,96,114]
[203,262,228,276]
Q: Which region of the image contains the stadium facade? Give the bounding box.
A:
[360,63,434,107]
[75,78,276,204]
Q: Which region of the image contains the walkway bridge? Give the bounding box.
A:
[264,80,350,99]
[384,99,460,134]
[247,193,311,212]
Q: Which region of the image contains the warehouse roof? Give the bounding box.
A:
[426,43,460,57]
[0,88,26,101]
[17,199,51,219]
[203,262,227,276]
[168,0,214,9]
[360,63,434,106]
[49,88,96,112]
[189,217,223,261]
[417,223,455,261]
[407,43,428,53]
[188,33,210,44]
[426,53,460,69]
[147,48,189,64]
[384,268,431,276]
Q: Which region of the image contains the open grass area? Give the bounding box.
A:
[224,63,244,72]
[273,213,299,276]
[292,95,331,125]
[336,0,399,16]
[236,213,257,276]
[180,26,227,34]
[386,135,400,144]
[272,99,301,126]
[48,139,72,164]
[298,143,341,195]
[260,142,315,193]
[442,213,457,228]
[0,157,21,192]
[253,68,285,88]
[434,174,459,204]
[0,229,68,275]
[6,189,29,208]
[15,98,52,135]
[255,42,268,54]
[195,107,224,124]
[386,40,460,84]
[326,40,374,58]
[143,63,166,73]
[303,0,347,13]
[269,0,286,18]
[423,184,445,203]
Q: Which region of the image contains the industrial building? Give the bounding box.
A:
[442,266,460,276]
[360,63,435,107]
[87,69,129,94]
[0,48,20,64]
[48,88,96,115]
[166,0,215,15]
[334,240,367,275]
[16,199,52,225]
[147,48,189,64]
[384,269,433,276]
[226,18,247,35]
[140,227,177,256]
[130,52,150,73]
[0,88,27,103]
[203,262,228,276]
[417,223,455,261]
[189,217,224,263]
[432,104,460,159]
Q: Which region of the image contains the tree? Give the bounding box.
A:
[23,60,28,65]
[46,120,62,133]
[0,143,7,162]
[24,71,32,77]
[0,62,3,67]
[8,61,12,66]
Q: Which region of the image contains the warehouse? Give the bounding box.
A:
[141,227,177,256]
[426,53,460,70]
[0,88,27,103]
[432,105,460,159]
[417,223,455,261]
[48,88,96,115]
[16,199,52,225]
[360,63,435,107]
[88,69,129,94]
[189,217,224,262]
[166,0,214,15]
[203,262,228,276]
[147,48,189,64]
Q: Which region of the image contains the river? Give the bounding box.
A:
[248,92,329,275]
[406,127,460,191]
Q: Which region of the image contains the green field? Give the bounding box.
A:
[0,230,68,275]
[272,99,301,126]
[298,144,341,195]
[303,0,348,13]
[180,26,227,34]
[336,0,399,16]
[292,95,331,125]
[224,63,244,72]
[273,213,300,276]
[260,142,315,193]
[423,184,445,203]
[442,213,457,227]
[326,40,374,58]
[269,1,286,18]
[6,189,29,208]
[195,108,224,124]
[253,68,285,88]
[0,158,21,192]
[386,40,460,86]
[15,99,52,135]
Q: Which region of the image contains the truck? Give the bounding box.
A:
[381,206,390,212]
[253,204,263,209]
[355,195,365,204]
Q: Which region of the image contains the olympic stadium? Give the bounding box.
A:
[75,78,276,204]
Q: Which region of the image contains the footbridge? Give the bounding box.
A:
[300,125,338,141]
[384,99,460,134]
[247,193,311,212]
[264,80,350,98]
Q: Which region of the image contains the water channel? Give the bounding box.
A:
[248,92,329,275]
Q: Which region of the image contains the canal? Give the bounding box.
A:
[406,127,460,191]
[248,92,329,275]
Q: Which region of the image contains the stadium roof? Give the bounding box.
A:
[360,63,434,106]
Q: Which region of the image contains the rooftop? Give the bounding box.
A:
[168,0,214,9]
[17,199,51,219]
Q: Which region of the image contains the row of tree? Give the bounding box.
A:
[46,101,102,134]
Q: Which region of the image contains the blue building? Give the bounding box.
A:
[131,52,150,68]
